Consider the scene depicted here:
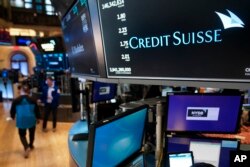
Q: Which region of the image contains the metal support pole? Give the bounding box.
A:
[155,102,163,167]
[79,82,85,120]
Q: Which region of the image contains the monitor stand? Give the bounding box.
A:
[72,133,89,141]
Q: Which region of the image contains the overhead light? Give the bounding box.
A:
[9,28,36,36]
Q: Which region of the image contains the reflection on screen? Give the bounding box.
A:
[92,108,147,167]
[125,154,144,167]
[169,153,193,167]
[190,141,220,167]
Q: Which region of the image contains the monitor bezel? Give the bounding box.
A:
[86,104,149,167]
[165,92,244,134]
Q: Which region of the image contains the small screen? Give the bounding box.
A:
[166,94,243,133]
[43,53,66,71]
[91,107,147,167]
[167,136,239,167]
[92,81,117,103]
[168,152,193,167]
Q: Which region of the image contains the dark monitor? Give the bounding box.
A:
[61,0,100,76]
[167,151,194,167]
[92,81,117,103]
[87,105,148,167]
[166,93,243,133]
[166,136,239,167]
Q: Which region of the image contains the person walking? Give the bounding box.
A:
[40,76,60,132]
[10,84,40,158]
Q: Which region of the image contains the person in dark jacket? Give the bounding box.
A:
[10,84,40,158]
[40,76,60,132]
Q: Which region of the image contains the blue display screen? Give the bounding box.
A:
[166,94,242,133]
[92,81,117,103]
[92,107,147,167]
[43,53,65,70]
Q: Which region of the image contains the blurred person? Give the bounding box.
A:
[10,84,40,158]
[39,76,60,132]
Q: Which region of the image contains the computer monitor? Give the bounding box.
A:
[87,105,148,167]
[92,81,117,103]
[43,53,66,71]
[166,93,243,133]
[61,0,100,76]
[167,151,194,167]
[166,136,239,167]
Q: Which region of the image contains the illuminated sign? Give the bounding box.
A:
[186,107,220,121]
[41,40,56,52]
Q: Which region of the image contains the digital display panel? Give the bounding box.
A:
[43,53,66,71]
[87,105,148,167]
[92,81,117,103]
[166,93,243,133]
[168,152,194,167]
[166,136,239,167]
[97,0,250,82]
[61,0,99,76]
[15,36,32,46]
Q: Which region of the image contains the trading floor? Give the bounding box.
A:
[0,100,73,167]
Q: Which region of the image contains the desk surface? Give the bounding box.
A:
[68,120,88,167]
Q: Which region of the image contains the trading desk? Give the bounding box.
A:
[68,120,88,167]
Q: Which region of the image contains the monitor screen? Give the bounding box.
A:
[92,81,117,103]
[166,93,243,133]
[168,152,194,167]
[61,0,99,76]
[15,36,32,46]
[43,53,66,71]
[87,105,148,167]
[97,0,250,82]
[166,136,239,167]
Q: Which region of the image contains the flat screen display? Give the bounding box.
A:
[15,36,32,46]
[43,53,66,71]
[61,0,99,76]
[166,136,239,167]
[97,0,250,82]
[87,105,148,167]
[166,93,243,133]
[92,81,117,103]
